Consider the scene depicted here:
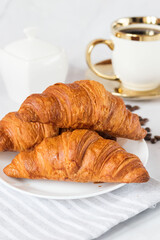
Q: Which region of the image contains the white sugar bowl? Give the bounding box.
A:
[0,27,68,103]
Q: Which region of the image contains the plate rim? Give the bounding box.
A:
[0,178,125,199]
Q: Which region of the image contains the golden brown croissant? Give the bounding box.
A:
[4,129,149,183]
[17,80,146,140]
[0,112,59,152]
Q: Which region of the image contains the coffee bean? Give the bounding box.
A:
[126,106,159,144]
[155,136,160,141]
[140,118,147,126]
[147,133,152,137]
[145,138,151,141]
[140,118,149,126]
[140,120,145,126]
[145,133,152,141]
[141,118,149,123]
[151,138,157,144]
[145,127,151,132]
[143,118,149,122]
[135,105,140,110]
[131,106,140,111]
[126,105,140,112]
[125,104,132,109]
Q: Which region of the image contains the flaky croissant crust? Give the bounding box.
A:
[0,112,59,152]
[17,80,146,140]
[4,129,149,183]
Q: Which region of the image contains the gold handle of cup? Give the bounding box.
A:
[86,39,120,81]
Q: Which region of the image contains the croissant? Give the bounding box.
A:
[4,129,149,183]
[17,80,146,140]
[0,112,59,152]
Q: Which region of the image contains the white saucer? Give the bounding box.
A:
[86,59,160,100]
[0,138,148,199]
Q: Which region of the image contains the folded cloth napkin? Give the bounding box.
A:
[0,178,160,240]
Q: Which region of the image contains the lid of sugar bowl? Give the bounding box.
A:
[4,27,61,61]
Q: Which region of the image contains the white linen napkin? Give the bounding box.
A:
[0,178,160,240]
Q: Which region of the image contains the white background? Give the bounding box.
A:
[0,0,160,239]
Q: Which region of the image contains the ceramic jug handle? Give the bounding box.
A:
[86,39,120,81]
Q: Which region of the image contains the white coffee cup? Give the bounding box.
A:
[86,16,160,91]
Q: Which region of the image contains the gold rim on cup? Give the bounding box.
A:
[112,16,160,41]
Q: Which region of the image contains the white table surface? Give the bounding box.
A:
[0,0,160,239]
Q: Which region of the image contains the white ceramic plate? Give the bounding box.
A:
[0,138,148,199]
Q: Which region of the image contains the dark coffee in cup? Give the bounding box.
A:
[119,27,160,36]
